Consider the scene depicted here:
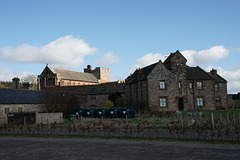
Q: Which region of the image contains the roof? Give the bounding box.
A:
[187,67,214,80]
[49,67,98,83]
[208,72,227,83]
[0,89,45,104]
[164,50,187,64]
[45,81,126,95]
[126,62,158,84]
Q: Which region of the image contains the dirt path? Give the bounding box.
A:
[0,137,240,160]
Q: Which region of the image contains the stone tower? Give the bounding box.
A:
[84,65,111,83]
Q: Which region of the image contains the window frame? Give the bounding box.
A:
[197,97,204,106]
[189,82,193,89]
[178,82,181,89]
[214,84,219,92]
[5,108,10,114]
[215,97,221,105]
[18,107,23,112]
[159,97,167,107]
[197,82,203,90]
[159,81,166,89]
[91,95,96,101]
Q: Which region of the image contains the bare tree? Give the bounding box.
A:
[41,91,80,118]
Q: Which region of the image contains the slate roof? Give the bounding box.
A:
[49,67,98,83]
[126,62,158,84]
[208,72,227,83]
[48,81,126,95]
[0,89,45,104]
[186,67,214,80]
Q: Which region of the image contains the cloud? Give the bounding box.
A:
[182,46,229,66]
[128,53,166,74]
[94,52,121,66]
[0,68,35,82]
[0,35,97,70]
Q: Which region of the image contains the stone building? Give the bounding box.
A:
[38,65,111,90]
[125,50,228,113]
[0,89,44,124]
[44,80,126,109]
[228,92,240,109]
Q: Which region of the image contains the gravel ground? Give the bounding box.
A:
[0,137,240,160]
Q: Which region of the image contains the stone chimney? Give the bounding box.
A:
[12,77,20,89]
[210,68,217,75]
[84,65,93,73]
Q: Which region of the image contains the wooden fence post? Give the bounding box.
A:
[226,112,229,126]
[180,114,183,128]
[233,113,236,125]
[211,112,214,129]
[219,113,222,126]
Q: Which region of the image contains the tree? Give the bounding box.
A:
[40,91,80,118]
[108,92,122,106]
[20,74,37,89]
[101,100,114,108]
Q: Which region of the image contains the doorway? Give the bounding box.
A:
[178,98,184,111]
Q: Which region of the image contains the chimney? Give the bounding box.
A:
[84,65,92,73]
[12,77,20,89]
[210,68,217,74]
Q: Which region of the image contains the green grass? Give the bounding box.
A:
[201,109,240,118]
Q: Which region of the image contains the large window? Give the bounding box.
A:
[159,81,166,89]
[197,82,202,89]
[216,97,221,105]
[197,98,204,106]
[160,98,167,107]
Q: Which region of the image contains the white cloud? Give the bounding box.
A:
[94,52,121,66]
[0,68,36,82]
[128,53,166,74]
[0,35,97,70]
[182,46,229,66]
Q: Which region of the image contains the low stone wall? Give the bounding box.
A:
[36,113,63,124]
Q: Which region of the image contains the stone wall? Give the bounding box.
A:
[36,112,63,124]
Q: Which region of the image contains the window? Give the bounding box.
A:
[159,81,165,89]
[160,98,167,107]
[73,82,75,86]
[91,87,95,92]
[5,108,10,114]
[216,97,221,105]
[82,96,87,103]
[18,107,23,112]
[178,82,181,89]
[214,84,219,92]
[197,82,202,89]
[92,95,96,100]
[189,82,193,89]
[197,98,204,106]
[102,87,106,91]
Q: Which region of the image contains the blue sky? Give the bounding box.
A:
[0,0,240,93]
